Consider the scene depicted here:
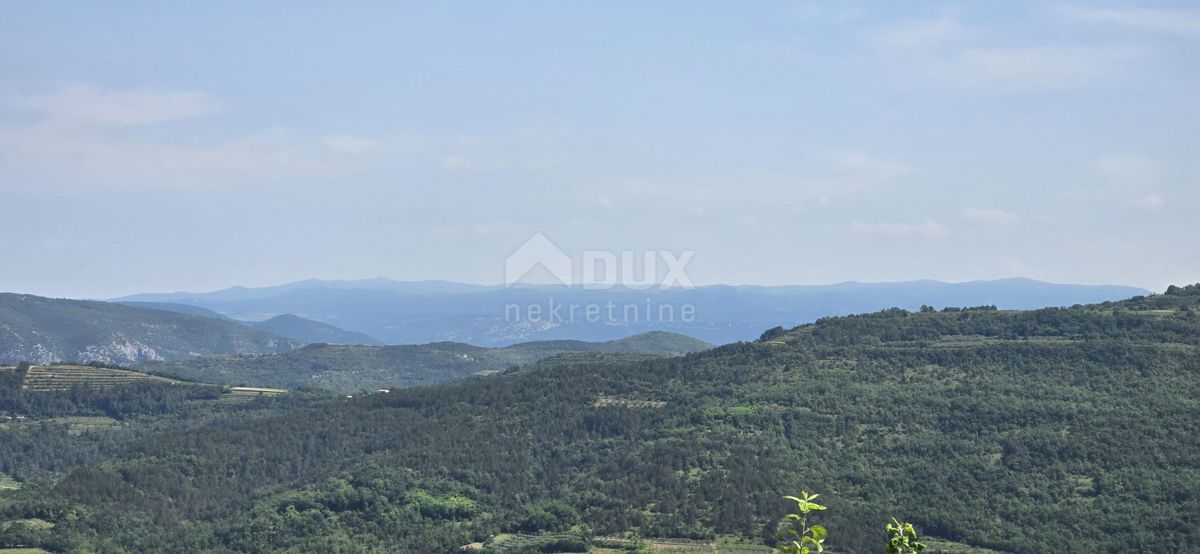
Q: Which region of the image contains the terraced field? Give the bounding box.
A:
[21,365,179,391]
[221,386,289,402]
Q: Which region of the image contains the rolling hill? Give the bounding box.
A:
[0,294,303,365]
[139,331,712,391]
[113,278,1148,346]
[248,314,382,345]
[120,302,381,345]
[3,285,1196,553]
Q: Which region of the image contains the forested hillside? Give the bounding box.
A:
[0,294,302,364]
[2,287,1198,553]
[139,331,712,392]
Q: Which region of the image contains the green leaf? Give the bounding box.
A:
[811,525,827,541]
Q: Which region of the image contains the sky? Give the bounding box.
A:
[1,1,1198,298]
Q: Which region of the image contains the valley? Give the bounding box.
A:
[7,3,1195,551]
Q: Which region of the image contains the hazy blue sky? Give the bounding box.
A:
[2,1,1197,298]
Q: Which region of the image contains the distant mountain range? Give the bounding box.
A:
[113,277,1151,346]
[0,278,1152,366]
[140,331,712,392]
[0,293,302,364]
[119,301,382,345]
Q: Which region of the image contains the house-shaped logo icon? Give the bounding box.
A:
[504,233,573,287]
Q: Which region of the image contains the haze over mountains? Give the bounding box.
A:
[115,277,1150,346]
[0,278,1150,366]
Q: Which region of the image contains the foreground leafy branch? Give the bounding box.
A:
[778,491,827,554]
[886,518,926,554]
[777,492,926,553]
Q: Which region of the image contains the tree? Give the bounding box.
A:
[759,326,787,342]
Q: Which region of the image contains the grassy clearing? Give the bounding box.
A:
[0,474,19,491]
[923,537,1007,553]
[0,519,56,554]
[641,539,711,553]
[1136,309,1178,317]
[928,335,1081,348]
[712,537,771,553]
[594,395,667,409]
[1,519,54,531]
[221,386,288,402]
[589,537,714,553]
[49,415,122,435]
[227,386,288,395]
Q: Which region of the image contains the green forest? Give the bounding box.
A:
[2,286,1199,553]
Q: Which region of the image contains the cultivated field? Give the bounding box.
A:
[922,538,1008,553]
[227,386,287,396]
[20,365,179,391]
[48,416,123,435]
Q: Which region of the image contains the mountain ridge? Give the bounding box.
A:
[109,278,1150,346]
[0,293,303,364]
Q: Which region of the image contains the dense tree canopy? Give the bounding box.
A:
[2,288,1198,552]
